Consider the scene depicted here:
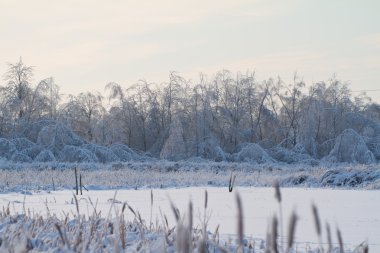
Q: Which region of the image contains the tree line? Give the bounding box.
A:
[1,58,379,159]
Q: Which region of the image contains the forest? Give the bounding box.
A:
[0,58,379,164]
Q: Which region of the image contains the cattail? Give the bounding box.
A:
[150,190,154,230]
[274,180,284,252]
[337,228,344,253]
[272,215,279,253]
[287,211,297,252]
[312,203,321,236]
[326,223,333,253]
[229,173,236,192]
[204,190,208,209]
[274,181,281,203]
[79,174,83,195]
[121,202,126,214]
[74,167,78,195]
[188,200,193,230]
[236,192,244,247]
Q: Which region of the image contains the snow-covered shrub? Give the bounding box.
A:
[11,152,33,163]
[34,149,56,162]
[110,144,136,161]
[339,112,377,136]
[11,138,36,151]
[160,117,187,161]
[316,139,335,159]
[0,138,17,159]
[21,145,43,159]
[269,146,318,165]
[37,122,84,154]
[327,128,375,164]
[367,136,380,160]
[233,143,274,163]
[320,169,379,187]
[83,144,119,163]
[59,145,98,163]
[22,120,57,142]
[257,139,276,149]
[196,138,226,162]
[297,104,319,157]
[361,125,380,160]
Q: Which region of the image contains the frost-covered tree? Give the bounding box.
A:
[160,117,186,160]
[60,92,103,141]
[2,57,34,120]
[1,58,379,164]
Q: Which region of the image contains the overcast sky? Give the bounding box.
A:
[1,0,379,101]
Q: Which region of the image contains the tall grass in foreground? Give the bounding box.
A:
[0,186,370,253]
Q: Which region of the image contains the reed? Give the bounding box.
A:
[287,211,297,253]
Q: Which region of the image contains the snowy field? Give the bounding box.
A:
[0,187,378,252]
[1,161,380,193]
[0,162,378,252]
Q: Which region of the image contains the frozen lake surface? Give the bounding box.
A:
[1,187,379,251]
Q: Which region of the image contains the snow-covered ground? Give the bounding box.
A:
[0,187,378,251]
[0,162,377,251]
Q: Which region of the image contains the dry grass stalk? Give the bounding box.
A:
[188,200,193,231]
[150,189,154,230]
[337,228,344,253]
[265,225,271,253]
[312,203,321,236]
[55,223,66,246]
[79,174,83,195]
[312,203,323,251]
[235,192,244,247]
[274,181,281,203]
[170,200,180,222]
[127,203,137,217]
[326,222,333,253]
[52,177,55,191]
[72,193,80,218]
[74,167,78,195]
[272,215,279,253]
[363,243,369,253]
[273,180,284,252]
[120,216,126,250]
[229,172,236,192]
[204,190,208,210]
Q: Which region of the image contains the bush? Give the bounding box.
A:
[11,138,36,151]
[83,144,119,163]
[59,145,98,163]
[110,144,136,161]
[0,138,17,159]
[11,152,33,163]
[327,128,376,164]
[34,149,56,162]
[233,143,274,163]
[37,122,84,155]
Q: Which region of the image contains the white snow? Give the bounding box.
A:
[1,187,379,251]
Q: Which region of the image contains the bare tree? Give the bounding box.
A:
[2,57,34,119]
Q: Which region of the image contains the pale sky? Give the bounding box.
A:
[1,0,379,101]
